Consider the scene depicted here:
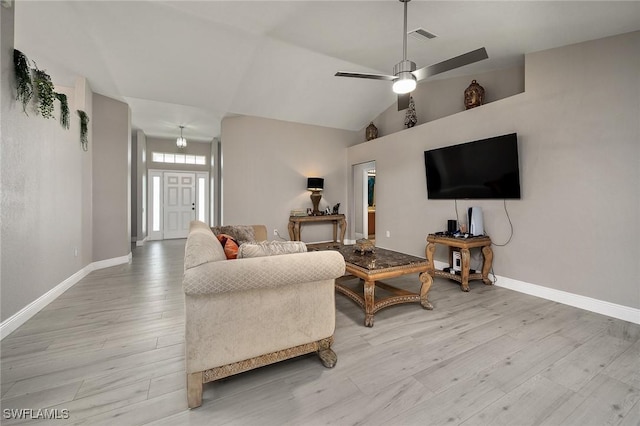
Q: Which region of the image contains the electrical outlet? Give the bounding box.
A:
[386,230,391,238]
[273,229,278,236]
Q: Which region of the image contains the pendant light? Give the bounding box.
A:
[176,125,187,149]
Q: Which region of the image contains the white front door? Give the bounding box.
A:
[163,172,195,239]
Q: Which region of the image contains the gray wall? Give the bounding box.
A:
[370,66,525,139]
[92,94,131,262]
[347,31,640,309]
[1,3,94,321]
[221,115,359,243]
[131,129,147,243]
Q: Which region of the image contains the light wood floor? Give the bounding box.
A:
[1,239,639,425]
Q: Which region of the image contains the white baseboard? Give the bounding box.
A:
[433,260,639,325]
[0,252,132,340]
[91,253,132,270]
[493,276,640,325]
[135,237,147,247]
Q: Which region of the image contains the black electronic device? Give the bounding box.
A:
[424,133,521,199]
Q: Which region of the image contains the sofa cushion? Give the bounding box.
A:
[217,234,240,260]
[238,241,307,259]
[211,225,255,244]
[184,229,226,269]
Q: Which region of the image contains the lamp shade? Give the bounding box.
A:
[307,177,324,191]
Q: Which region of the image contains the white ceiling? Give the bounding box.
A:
[14,1,640,143]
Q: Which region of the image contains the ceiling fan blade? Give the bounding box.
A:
[397,93,411,111]
[412,47,488,82]
[335,71,397,81]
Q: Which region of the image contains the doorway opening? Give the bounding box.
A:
[352,161,376,242]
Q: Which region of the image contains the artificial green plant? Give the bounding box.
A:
[77,110,89,151]
[13,49,33,113]
[55,93,70,129]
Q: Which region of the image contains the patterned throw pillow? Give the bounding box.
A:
[237,241,307,259]
[216,234,239,259]
[211,225,256,245]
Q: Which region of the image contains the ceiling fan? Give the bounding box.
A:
[335,0,488,110]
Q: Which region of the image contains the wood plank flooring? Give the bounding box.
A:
[1,239,639,425]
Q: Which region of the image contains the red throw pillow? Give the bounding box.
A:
[216,234,239,260]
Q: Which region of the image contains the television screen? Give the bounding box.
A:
[424,133,521,199]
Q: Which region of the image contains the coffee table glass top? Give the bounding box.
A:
[314,244,427,272]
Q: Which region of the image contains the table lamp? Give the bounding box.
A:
[307,177,324,215]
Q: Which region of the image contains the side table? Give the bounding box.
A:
[288,214,347,244]
[425,234,493,292]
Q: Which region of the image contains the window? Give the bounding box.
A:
[198,177,206,222]
[152,152,206,165]
[142,175,147,234]
[152,176,161,232]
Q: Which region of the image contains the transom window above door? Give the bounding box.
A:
[152,152,207,165]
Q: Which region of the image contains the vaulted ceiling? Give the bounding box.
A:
[14,1,640,142]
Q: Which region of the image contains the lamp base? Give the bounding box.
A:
[310,191,322,215]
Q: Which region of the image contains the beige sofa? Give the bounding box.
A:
[183,221,346,408]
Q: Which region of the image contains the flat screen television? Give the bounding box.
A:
[424,133,521,199]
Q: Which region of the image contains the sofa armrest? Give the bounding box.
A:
[183,250,345,296]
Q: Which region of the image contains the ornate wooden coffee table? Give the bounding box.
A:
[316,245,433,327]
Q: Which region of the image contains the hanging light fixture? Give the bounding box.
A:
[176,125,187,149]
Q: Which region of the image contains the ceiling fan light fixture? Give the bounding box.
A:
[392,73,417,94]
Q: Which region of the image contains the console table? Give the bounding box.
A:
[288,214,347,244]
[425,234,493,292]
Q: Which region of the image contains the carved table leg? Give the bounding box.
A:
[425,242,436,276]
[419,272,433,310]
[364,279,375,327]
[288,221,295,241]
[482,245,494,285]
[460,248,471,292]
[294,222,301,241]
[339,218,347,244]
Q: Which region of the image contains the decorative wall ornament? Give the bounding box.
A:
[13,49,33,113]
[32,67,55,119]
[404,96,417,128]
[77,110,89,151]
[464,79,485,109]
[55,93,70,129]
[365,122,378,140]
